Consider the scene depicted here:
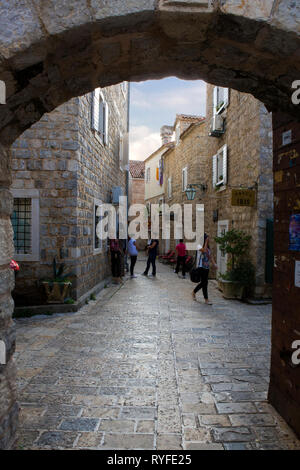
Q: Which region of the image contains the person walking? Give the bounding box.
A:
[143,239,159,277]
[109,238,123,284]
[175,239,187,278]
[127,235,138,278]
[192,233,217,305]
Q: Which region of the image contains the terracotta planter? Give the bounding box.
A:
[219,280,244,300]
[42,281,71,304]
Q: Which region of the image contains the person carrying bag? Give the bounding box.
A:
[189,245,202,283]
[192,233,217,305]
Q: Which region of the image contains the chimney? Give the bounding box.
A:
[160,125,173,146]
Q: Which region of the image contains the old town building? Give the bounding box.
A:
[129,160,145,206]
[11,83,129,309]
[129,160,146,250]
[0,1,299,448]
[204,84,274,298]
[159,115,206,255]
[147,87,273,298]
[144,136,174,253]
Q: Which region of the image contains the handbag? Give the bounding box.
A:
[190,267,202,283]
[189,250,202,283]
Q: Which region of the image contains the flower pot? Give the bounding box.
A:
[42,281,71,304]
[219,280,244,300]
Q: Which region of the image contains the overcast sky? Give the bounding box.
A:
[129,78,207,161]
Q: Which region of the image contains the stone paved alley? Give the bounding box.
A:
[14,259,300,450]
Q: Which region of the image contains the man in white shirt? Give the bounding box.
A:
[127,236,138,278]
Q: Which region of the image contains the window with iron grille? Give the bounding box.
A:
[11,190,40,262]
[11,198,32,254]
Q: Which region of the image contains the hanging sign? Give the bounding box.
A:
[231,189,256,207]
[295,261,300,288]
[289,214,300,251]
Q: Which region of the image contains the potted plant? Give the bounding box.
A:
[41,258,73,304]
[214,229,255,299]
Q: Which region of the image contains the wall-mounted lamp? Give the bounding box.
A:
[185,183,207,201]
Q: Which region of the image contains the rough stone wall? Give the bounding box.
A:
[11,99,80,304]
[0,144,18,449]
[75,85,128,298]
[11,83,128,304]
[129,177,145,206]
[162,121,207,254]
[0,0,299,450]
[204,85,273,294]
[0,0,299,148]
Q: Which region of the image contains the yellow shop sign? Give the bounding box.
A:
[231,189,256,207]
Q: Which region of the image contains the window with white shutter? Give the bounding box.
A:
[167,177,172,199]
[91,88,109,145]
[212,154,217,187]
[119,133,124,170]
[213,87,230,116]
[182,167,188,191]
[213,145,228,187]
[91,88,100,131]
[222,144,228,185]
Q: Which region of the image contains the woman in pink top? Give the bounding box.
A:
[175,239,187,278]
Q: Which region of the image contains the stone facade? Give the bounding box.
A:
[11,83,129,306]
[159,115,206,255]
[129,160,145,206]
[0,0,299,146]
[128,160,146,250]
[204,84,274,297]
[150,87,273,297]
[0,0,300,449]
[144,144,171,254]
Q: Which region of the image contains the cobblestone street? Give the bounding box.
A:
[14,259,300,450]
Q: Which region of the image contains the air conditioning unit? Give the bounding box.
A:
[112,186,123,205]
[210,115,224,137]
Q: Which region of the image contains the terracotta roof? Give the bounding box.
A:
[129,160,145,179]
[175,114,205,124]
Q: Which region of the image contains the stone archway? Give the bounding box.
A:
[0,0,300,448]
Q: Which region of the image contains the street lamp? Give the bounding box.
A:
[185,186,197,201]
[185,183,207,201]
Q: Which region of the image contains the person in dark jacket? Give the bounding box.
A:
[109,238,123,284]
[143,239,159,277]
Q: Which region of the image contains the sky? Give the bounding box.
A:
[129,78,207,161]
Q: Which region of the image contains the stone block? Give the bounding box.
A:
[212,426,255,443]
[0,219,14,265]
[219,0,273,22]
[91,0,156,21]
[0,269,14,296]
[0,189,13,216]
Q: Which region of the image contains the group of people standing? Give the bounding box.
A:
[109,233,216,305]
[109,236,159,283]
